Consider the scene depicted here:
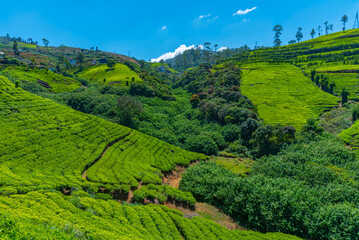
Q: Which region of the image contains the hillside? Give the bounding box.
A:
[0,75,303,239]
[2,66,81,92]
[241,63,338,128]
[77,63,142,86]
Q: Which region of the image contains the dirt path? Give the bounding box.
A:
[161,159,243,230]
[162,161,199,188]
[81,131,132,180]
[126,182,142,203]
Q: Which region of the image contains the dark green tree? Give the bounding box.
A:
[342,14,348,31]
[317,26,322,36]
[341,88,350,105]
[13,40,19,57]
[106,59,116,68]
[203,42,212,63]
[352,104,359,122]
[75,52,84,67]
[118,96,144,127]
[273,25,283,47]
[42,38,49,47]
[296,27,303,42]
[310,70,316,81]
[310,28,316,39]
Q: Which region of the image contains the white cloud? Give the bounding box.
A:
[151,44,196,62]
[242,18,249,23]
[217,47,228,52]
[233,7,257,16]
[161,25,167,31]
[151,44,228,62]
[198,14,211,20]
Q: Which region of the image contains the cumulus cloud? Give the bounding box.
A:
[151,44,197,62]
[233,7,257,16]
[151,44,227,62]
[217,47,228,52]
[161,25,167,31]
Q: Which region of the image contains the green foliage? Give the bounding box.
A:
[129,82,155,97]
[181,133,359,239]
[133,184,196,206]
[185,134,219,156]
[106,59,116,68]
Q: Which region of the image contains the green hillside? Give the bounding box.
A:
[77,63,142,86]
[2,66,81,92]
[0,75,303,239]
[241,63,338,128]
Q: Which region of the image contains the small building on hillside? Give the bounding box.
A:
[0,52,5,58]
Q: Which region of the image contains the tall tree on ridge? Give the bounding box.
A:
[273,25,283,47]
[42,38,49,47]
[324,21,329,35]
[296,27,303,42]
[13,40,19,57]
[203,42,212,63]
[317,26,322,36]
[310,28,316,39]
[341,14,348,31]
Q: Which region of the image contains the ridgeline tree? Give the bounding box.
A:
[13,40,19,57]
[203,42,212,63]
[273,25,283,47]
[324,21,329,35]
[310,28,316,39]
[342,14,348,31]
[42,38,49,47]
[296,27,303,42]
[318,26,322,36]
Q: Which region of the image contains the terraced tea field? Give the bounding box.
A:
[241,64,338,129]
[0,75,303,239]
[77,63,142,85]
[2,66,81,92]
[308,65,359,99]
[0,191,301,240]
[0,76,204,193]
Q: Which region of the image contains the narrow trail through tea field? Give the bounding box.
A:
[81,130,133,180]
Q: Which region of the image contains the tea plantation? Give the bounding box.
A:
[0,76,303,239]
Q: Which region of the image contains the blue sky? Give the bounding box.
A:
[1,0,359,61]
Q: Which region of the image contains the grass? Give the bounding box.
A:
[210,156,252,175]
[241,63,338,129]
[16,42,37,49]
[2,66,81,92]
[77,63,142,86]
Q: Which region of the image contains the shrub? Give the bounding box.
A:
[185,135,218,156]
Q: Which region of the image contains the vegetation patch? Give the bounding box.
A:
[241,63,338,128]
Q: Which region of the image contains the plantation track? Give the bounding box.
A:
[81,130,133,180]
